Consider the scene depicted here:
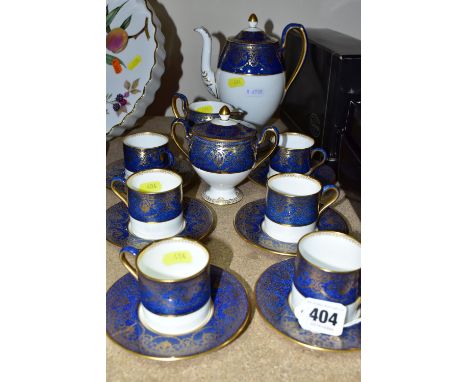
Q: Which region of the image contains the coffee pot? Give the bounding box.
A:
[195,14,307,127]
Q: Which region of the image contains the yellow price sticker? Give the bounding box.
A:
[163,251,192,266]
[227,77,245,88]
[128,55,142,70]
[195,105,214,113]
[139,181,162,193]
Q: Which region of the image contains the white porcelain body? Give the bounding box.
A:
[129,213,185,240]
[261,216,316,243]
[193,166,251,201]
[288,284,361,327]
[216,70,285,127]
[138,298,213,335]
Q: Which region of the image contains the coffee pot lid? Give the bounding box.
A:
[191,106,257,141]
[228,14,277,45]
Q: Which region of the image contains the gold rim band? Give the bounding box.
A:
[297,231,361,274]
[267,173,323,198]
[123,132,169,149]
[129,237,212,283]
[126,168,183,195]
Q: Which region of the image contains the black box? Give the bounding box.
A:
[281,28,361,172]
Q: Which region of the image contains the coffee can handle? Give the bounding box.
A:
[110,176,128,207]
[162,148,175,168]
[309,148,328,173]
[318,184,339,216]
[119,246,139,280]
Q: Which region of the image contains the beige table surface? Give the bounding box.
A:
[106,116,361,382]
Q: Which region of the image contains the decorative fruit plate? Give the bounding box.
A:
[106,0,166,140]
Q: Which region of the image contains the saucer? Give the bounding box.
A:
[255,258,360,351]
[248,158,337,187]
[234,199,349,256]
[107,197,215,249]
[106,158,197,193]
[107,265,251,360]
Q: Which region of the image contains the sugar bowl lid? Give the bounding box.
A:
[191,106,257,141]
[228,14,277,45]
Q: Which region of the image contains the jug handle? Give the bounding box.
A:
[252,126,279,171]
[171,118,190,158]
[281,23,308,95]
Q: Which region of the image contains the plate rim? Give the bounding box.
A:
[233,199,350,257]
[106,0,166,139]
[106,265,253,361]
[254,259,361,352]
[106,196,216,248]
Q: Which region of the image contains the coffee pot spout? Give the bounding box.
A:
[194,27,218,98]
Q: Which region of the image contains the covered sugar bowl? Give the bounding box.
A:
[171,106,279,205]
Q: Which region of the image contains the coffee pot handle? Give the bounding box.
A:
[252,126,279,171]
[171,118,191,158]
[281,23,308,95]
[308,148,328,173]
[171,93,189,119]
[119,246,139,280]
[318,185,340,217]
[110,176,128,207]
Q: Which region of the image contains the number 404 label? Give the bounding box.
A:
[294,298,347,336]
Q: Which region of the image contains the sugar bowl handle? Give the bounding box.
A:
[171,118,191,158]
[318,184,340,217]
[110,176,128,207]
[171,93,189,119]
[119,246,139,280]
[252,126,279,171]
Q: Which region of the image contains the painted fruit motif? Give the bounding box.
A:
[107,28,129,53]
[106,1,149,69]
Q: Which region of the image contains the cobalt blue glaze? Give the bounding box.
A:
[112,175,183,223]
[123,138,174,173]
[265,186,319,226]
[172,93,231,129]
[293,253,360,305]
[270,146,327,174]
[106,197,215,250]
[218,42,283,75]
[189,137,255,173]
[106,265,250,359]
[120,246,211,316]
[255,259,360,350]
[234,199,348,256]
[187,123,279,174]
[218,23,306,75]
